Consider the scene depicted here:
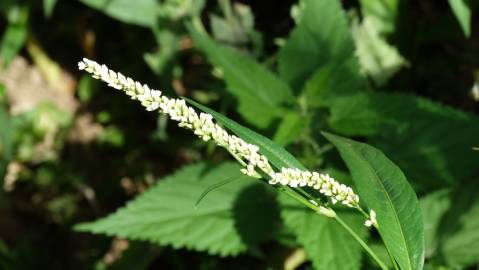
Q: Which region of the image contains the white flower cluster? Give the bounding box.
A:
[78,58,361,209]
[364,209,378,228]
[78,58,274,176]
[269,168,359,207]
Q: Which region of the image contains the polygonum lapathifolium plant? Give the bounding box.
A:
[78,58,389,269]
[78,58,362,210]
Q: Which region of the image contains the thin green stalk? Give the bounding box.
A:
[356,205,370,219]
[228,148,388,269]
[278,185,389,270]
[334,215,389,270]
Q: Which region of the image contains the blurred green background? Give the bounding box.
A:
[1,0,479,269]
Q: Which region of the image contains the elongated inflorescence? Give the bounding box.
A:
[270,168,359,207]
[78,58,360,208]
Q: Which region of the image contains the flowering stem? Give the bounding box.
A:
[78,58,387,269]
[356,205,370,219]
[334,215,389,270]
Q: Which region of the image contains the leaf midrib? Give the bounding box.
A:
[348,144,413,270]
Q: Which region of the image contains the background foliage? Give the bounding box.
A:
[0,0,478,269]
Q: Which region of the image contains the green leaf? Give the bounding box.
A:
[278,0,361,91]
[78,0,158,27]
[419,190,450,259]
[209,2,259,50]
[186,98,305,170]
[328,92,479,189]
[43,0,58,18]
[359,0,398,35]
[75,162,281,256]
[144,28,180,75]
[351,16,408,86]
[301,61,364,108]
[0,5,28,67]
[189,27,294,128]
[0,90,12,182]
[438,183,479,268]
[187,99,368,269]
[323,132,425,270]
[273,111,308,146]
[448,0,471,37]
[282,196,366,270]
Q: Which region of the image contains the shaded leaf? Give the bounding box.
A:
[144,28,180,76]
[419,190,450,258]
[302,61,364,108]
[278,0,361,91]
[328,92,479,189]
[189,27,294,128]
[273,111,308,146]
[75,162,281,256]
[282,195,366,270]
[109,242,159,270]
[78,0,158,27]
[438,183,479,268]
[0,87,12,182]
[209,1,261,51]
[0,5,28,67]
[323,132,424,270]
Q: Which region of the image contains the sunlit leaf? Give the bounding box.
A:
[278,0,360,91]
[448,0,471,37]
[75,162,280,256]
[78,0,158,27]
[186,98,304,170]
[351,17,408,86]
[324,132,425,270]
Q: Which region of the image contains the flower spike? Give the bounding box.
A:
[78,58,361,209]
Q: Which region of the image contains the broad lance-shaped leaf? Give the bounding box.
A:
[328,92,479,190]
[189,26,294,128]
[187,99,366,269]
[323,132,425,270]
[186,98,305,170]
[278,0,362,91]
[75,162,281,256]
[78,0,158,27]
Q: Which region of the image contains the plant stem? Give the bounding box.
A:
[228,148,388,269]
[356,205,370,219]
[333,215,389,270]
